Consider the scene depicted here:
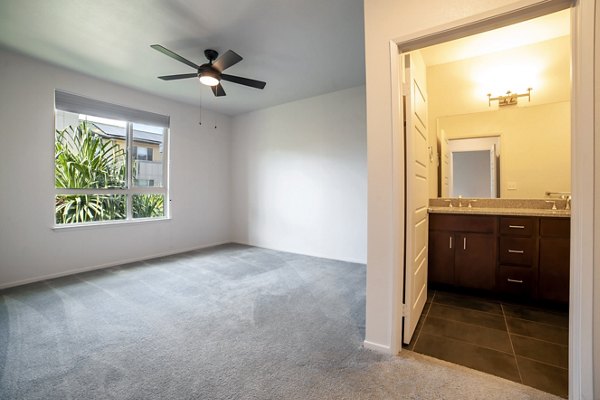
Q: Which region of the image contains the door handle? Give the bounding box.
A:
[463,237,467,250]
[508,249,525,254]
[508,225,525,229]
[507,278,524,284]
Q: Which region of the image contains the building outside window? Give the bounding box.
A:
[54,91,169,225]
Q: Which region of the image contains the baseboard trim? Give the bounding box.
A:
[363,340,391,354]
[231,240,366,264]
[0,241,230,290]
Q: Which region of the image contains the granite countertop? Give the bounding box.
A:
[428,198,571,218]
[428,206,571,218]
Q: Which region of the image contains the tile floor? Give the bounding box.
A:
[404,290,569,398]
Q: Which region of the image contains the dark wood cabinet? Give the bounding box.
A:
[499,237,535,266]
[497,265,533,297]
[497,216,538,299]
[428,214,497,290]
[454,233,496,290]
[428,212,570,304]
[428,230,455,285]
[538,218,570,303]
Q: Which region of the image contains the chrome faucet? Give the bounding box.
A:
[545,200,557,210]
[443,199,454,208]
[565,195,571,210]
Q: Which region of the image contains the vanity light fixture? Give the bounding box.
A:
[488,88,532,107]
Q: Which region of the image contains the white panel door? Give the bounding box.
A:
[403,51,429,344]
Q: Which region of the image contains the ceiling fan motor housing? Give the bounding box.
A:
[204,49,219,63]
[199,49,222,85]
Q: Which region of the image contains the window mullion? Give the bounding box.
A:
[162,127,169,218]
[126,122,133,220]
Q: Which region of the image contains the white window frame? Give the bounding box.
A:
[53,91,170,227]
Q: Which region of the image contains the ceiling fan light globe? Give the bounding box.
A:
[199,70,220,86]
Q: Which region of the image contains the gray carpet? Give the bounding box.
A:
[0,244,561,399]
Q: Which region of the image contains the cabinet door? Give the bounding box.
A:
[454,233,496,290]
[539,237,570,303]
[428,231,455,285]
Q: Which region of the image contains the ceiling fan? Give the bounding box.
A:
[151,44,266,97]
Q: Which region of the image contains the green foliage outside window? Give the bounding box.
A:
[132,194,164,219]
[55,121,164,224]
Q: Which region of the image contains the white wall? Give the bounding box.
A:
[231,86,367,263]
[594,2,600,397]
[0,47,232,288]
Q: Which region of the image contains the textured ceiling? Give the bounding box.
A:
[0,0,365,116]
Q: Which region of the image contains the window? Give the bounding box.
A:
[54,91,169,225]
[134,146,153,161]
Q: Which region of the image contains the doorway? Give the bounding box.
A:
[399,8,571,397]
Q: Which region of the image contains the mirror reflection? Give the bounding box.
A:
[444,137,499,198]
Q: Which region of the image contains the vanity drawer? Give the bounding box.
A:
[429,214,496,233]
[499,237,534,266]
[497,266,533,296]
[499,217,536,236]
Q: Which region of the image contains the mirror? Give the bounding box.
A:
[434,104,570,199]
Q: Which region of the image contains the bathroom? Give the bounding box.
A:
[402,9,571,398]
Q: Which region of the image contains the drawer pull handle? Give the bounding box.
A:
[507,278,524,284]
[508,249,525,254]
[508,225,525,229]
[449,236,453,249]
[463,237,467,250]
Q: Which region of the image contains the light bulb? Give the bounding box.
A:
[199,75,220,86]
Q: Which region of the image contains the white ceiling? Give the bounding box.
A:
[0,0,365,116]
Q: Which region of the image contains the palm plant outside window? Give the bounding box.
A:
[54,91,169,225]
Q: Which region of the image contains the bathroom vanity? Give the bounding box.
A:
[428,200,570,303]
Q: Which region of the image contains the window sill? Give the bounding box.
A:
[52,217,171,231]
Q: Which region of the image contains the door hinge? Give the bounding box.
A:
[401,303,409,316]
[402,84,409,96]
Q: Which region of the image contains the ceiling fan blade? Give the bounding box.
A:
[212,50,243,72]
[151,44,200,70]
[221,74,266,89]
[211,83,226,97]
[158,73,198,81]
